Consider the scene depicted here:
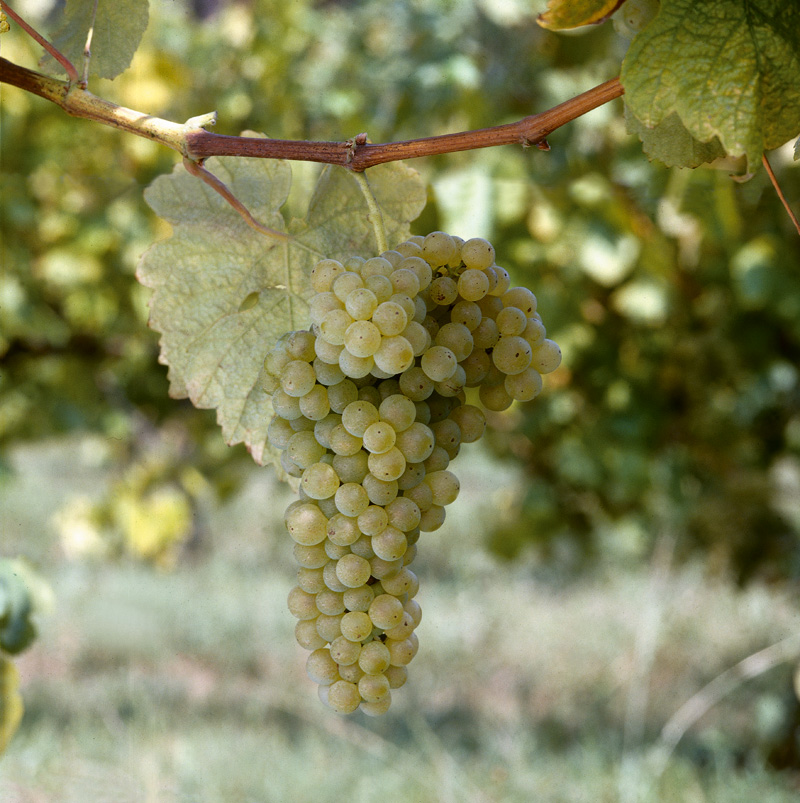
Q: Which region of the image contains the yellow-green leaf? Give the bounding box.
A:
[621,0,800,172]
[137,158,425,467]
[537,0,624,30]
[0,657,24,756]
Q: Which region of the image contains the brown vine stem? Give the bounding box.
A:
[762,153,800,235]
[0,55,623,168]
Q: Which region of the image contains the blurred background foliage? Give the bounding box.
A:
[2,0,800,792]
[2,0,799,578]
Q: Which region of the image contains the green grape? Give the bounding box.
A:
[424,470,460,506]
[390,268,421,298]
[373,335,414,374]
[344,287,379,320]
[361,256,394,278]
[397,256,432,289]
[372,526,407,562]
[341,610,373,641]
[326,512,361,546]
[293,542,329,569]
[495,306,528,336]
[423,445,450,473]
[362,421,397,454]
[370,555,403,579]
[479,381,513,411]
[343,320,382,358]
[502,286,537,316]
[326,679,362,714]
[522,317,546,348]
[368,447,407,481]
[401,321,432,356]
[382,571,417,601]
[368,594,405,630]
[316,588,346,616]
[311,259,346,293]
[312,358,345,387]
[460,237,496,270]
[285,503,328,546]
[328,423,363,456]
[395,240,423,259]
[489,266,511,296]
[431,418,462,456]
[372,301,408,336]
[295,619,326,651]
[306,648,340,685]
[457,268,490,301]
[378,394,417,433]
[339,663,365,684]
[384,665,408,690]
[419,504,446,532]
[335,553,372,588]
[434,322,473,361]
[420,345,458,382]
[358,641,392,675]
[301,462,340,499]
[314,336,344,365]
[386,638,415,667]
[329,637,362,667]
[320,309,355,346]
[530,339,562,374]
[492,335,533,375]
[325,539,350,560]
[398,366,435,401]
[357,504,389,536]
[460,349,492,386]
[360,695,392,716]
[280,360,317,397]
[350,534,375,559]
[316,612,344,641]
[298,384,330,421]
[332,271,365,303]
[504,367,543,401]
[322,561,349,594]
[334,482,370,517]
[448,404,486,443]
[361,473,399,506]
[450,300,482,331]
[287,430,327,469]
[309,291,344,326]
[327,379,359,414]
[421,231,456,267]
[433,364,466,398]
[288,585,319,620]
[341,400,380,437]
[285,330,317,361]
[395,422,435,463]
[427,276,459,306]
[267,415,294,449]
[342,585,375,614]
[338,349,374,379]
[344,255,366,272]
[331,450,369,484]
[365,273,394,303]
[380,250,404,267]
[358,673,390,703]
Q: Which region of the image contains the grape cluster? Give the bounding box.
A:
[264,232,560,714]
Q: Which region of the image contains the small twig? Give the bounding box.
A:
[1,1,79,83]
[80,0,100,88]
[763,152,800,235]
[351,171,388,253]
[182,158,289,241]
[649,631,800,779]
[0,55,624,170]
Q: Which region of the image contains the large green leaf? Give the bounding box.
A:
[40,0,149,80]
[137,159,425,467]
[625,108,726,168]
[621,0,800,171]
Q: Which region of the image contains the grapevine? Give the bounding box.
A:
[264,231,560,714]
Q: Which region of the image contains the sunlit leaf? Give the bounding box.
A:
[137,158,425,467]
[621,0,800,171]
[537,0,624,30]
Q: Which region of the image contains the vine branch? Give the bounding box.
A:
[0,55,623,168]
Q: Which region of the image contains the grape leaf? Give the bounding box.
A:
[621,0,800,172]
[537,0,624,29]
[137,158,425,467]
[625,108,726,168]
[0,656,24,756]
[40,0,149,80]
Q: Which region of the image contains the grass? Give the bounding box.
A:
[1,437,799,802]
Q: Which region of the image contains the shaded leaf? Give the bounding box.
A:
[538,0,624,30]
[626,108,726,168]
[40,0,149,80]
[621,0,800,172]
[138,159,425,467]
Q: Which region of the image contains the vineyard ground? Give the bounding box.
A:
[1,437,798,802]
